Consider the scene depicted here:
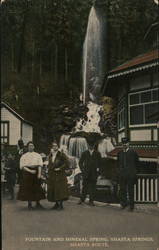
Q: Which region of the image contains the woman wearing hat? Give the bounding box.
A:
[47,141,69,210]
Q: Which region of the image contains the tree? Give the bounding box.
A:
[1,0,158,149]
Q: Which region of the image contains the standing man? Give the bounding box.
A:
[78,143,101,206]
[17,137,24,151]
[17,141,45,210]
[117,137,139,211]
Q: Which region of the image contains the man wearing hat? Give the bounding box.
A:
[78,143,102,206]
[117,137,139,211]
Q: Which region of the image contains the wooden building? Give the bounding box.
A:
[102,22,159,203]
[1,102,33,146]
[103,49,159,164]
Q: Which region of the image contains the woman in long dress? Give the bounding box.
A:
[17,141,45,210]
[47,141,69,210]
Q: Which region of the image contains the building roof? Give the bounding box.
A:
[1,102,33,126]
[107,147,158,160]
[144,22,159,40]
[107,49,159,79]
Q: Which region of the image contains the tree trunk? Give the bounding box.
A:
[117,27,122,64]
[39,52,42,80]
[31,40,35,83]
[11,42,15,72]
[23,46,26,73]
[18,11,27,73]
[65,48,68,82]
[54,43,58,82]
[50,49,54,80]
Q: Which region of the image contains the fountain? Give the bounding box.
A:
[75,102,102,133]
[58,1,115,194]
[59,1,113,161]
[59,134,70,149]
[59,134,88,159]
[98,138,115,158]
[83,0,107,104]
[68,137,88,159]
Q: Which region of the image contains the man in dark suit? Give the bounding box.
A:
[117,137,139,211]
[78,143,102,206]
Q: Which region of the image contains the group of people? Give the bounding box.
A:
[77,136,138,212]
[1,138,27,199]
[2,136,139,212]
[17,141,69,210]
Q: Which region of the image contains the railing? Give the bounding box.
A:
[134,174,159,203]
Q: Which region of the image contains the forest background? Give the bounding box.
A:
[1,0,158,150]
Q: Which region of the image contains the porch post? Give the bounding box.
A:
[157,156,159,207]
[157,121,159,207]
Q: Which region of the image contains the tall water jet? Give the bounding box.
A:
[59,2,112,161]
[83,1,107,104]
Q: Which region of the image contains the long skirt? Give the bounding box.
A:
[47,173,69,202]
[17,169,45,201]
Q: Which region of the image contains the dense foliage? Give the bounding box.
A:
[1,0,158,148]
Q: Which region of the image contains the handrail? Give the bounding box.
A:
[136,174,159,177]
[134,174,158,203]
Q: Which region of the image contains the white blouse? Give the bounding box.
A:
[20,152,43,169]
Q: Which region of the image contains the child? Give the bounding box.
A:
[40,153,49,193]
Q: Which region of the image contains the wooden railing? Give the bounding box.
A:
[134,174,159,203]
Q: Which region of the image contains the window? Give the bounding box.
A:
[153,72,159,86]
[141,91,151,103]
[152,89,159,101]
[1,121,9,144]
[145,103,159,124]
[130,105,144,125]
[130,93,140,105]
[118,98,126,130]
[129,88,159,126]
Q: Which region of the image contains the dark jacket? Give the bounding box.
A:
[5,158,17,185]
[47,151,69,202]
[117,149,139,179]
[79,150,101,181]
